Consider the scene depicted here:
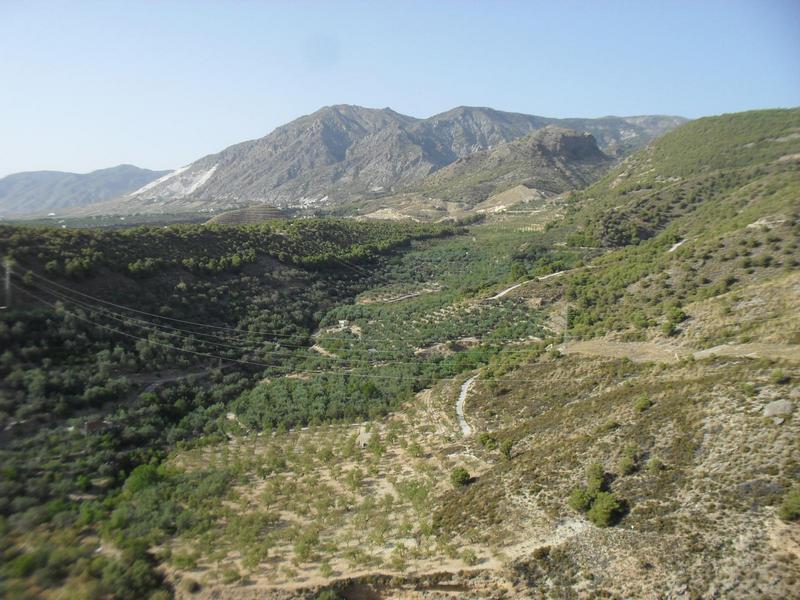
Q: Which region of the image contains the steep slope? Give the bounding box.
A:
[557,108,800,247]
[0,164,171,216]
[559,114,687,156]
[415,126,614,205]
[350,126,613,221]
[95,105,685,214]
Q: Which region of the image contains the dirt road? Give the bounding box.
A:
[456,375,477,435]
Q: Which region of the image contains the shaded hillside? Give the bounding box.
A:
[0,164,171,216]
[94,105,684,214]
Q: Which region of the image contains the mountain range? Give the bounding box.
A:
[63,105,685,216]
[0,165,170,216]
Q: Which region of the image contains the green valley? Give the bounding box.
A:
[0,109,798,600]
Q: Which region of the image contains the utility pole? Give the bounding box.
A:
[2,256,10,310]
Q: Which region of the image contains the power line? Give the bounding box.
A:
[10,282,570,384]
[11,282,413,379]
[13,270,550,368]
[13,276,480,369]
[15,264,431,345]
[14,263,546,350]
[2,256,11,309]
[11,274,596,366]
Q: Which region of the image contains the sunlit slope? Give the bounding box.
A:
[555,108,800,247]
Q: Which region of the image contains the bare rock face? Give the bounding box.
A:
[763,399,794,417]
[100,105,685,213]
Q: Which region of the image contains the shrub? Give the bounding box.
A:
[532,546,550,560]
[618,445,640,476]
[618,454,636,476]
[407,441,424,457]
[319,561,333,578]
[569,463,627,526]
[461,548,479,565]
[316,591,343,600]
[450,467,471,487]
[221,567,241,584]
[778,488,800,522]
[500,439,514,460]
[122,464,160,495]
[586,463,606,495]
[596,419,620,434]
[634,395,653,412]
[478,432,498,450]
[587,492,622,527]
[568,488,592,512]
[171,551,200,570]
[8,552,43,578]
[770,369,791,385]
[739,382,757,396]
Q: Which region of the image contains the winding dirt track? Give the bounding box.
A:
[456,375,477,435]
[489,267,587,300]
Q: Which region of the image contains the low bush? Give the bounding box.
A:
[568,463,626,527]
[500,439,514,460]
[770,369,791,385]
[586,492,623,527]
[461,548,479,565]
[634,395,653,412]
[618,445,640,476]
[221,567,241,584]
[778,488,800,522]
[568,489,592,512]
[450,467,471,487]
[478,433,498,450]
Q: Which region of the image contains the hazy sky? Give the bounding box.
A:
[1,0,798,177]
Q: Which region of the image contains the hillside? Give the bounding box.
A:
[0,164,171,216]
[85,105,685,215]
[419,126,612,199]
[0,109,798,599]
[349,127,613,222]
[554,108,800,248]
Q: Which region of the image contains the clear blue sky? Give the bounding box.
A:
[1,0,798,177]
